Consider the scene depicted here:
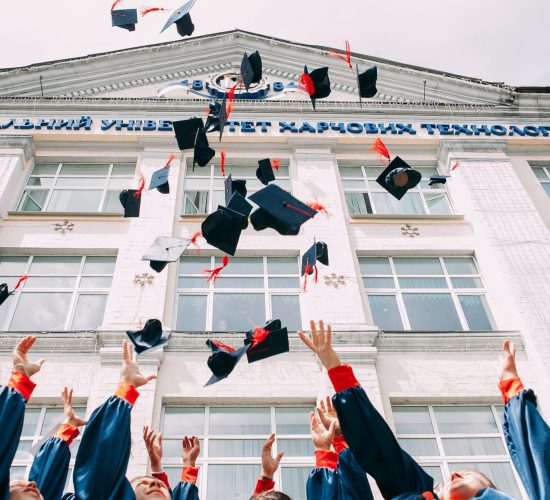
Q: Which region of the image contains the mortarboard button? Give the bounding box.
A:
[119,189,141,217]
[149,167,170,194]
[142,236,192,273]
[240,51,263,91]
[126,319,169,355]
[205,340,250,386]
[301,65,331,110]
[429,175,450,186]
[201,204,248,256]
[224,174,247,205]
[194,129,216,168]
[256,159,276,186]
[375,157,422,201]
[173,118,204,151]
[112,8,138,31]
[244,320,289,363]
[160,0,197,37]
[357,64,378,102]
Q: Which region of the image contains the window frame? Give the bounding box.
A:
[531,165,550,197]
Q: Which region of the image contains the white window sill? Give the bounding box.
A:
[5,211,125,220]
[349,214,465,222]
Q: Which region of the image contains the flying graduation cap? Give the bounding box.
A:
[142,236,192,273]
[119,173,145,217]
[205,340,250,386]
[244,319,289,363]
[149,154,176,194]
[240,51,263,91]
[429,175,450,186]
[301,241,329,291]
[299,65,331,110]
[0,275,29,307]
[126,319,169,355]
[172,118,215,168]
[356,65,378,104]
[160,0,197,37]
[203,97,228,141]
[111,1,138,31]
[224,175,247,205]
[256,158,276,186]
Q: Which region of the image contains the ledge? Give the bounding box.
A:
[5,211,125,220]
[178,215,206,222]
[349,214,465,223]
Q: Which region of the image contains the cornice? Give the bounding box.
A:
[0,135,34,160]
[438,139,508,164]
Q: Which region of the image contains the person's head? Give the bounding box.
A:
[437,469,496,500]
[9,480,43,500]
[131,476,171,500]
[250,492,292,500]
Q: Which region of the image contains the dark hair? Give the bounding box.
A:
[475,471,497,490]
[250,492,292,500]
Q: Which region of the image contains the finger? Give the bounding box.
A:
[158,433,162,447]
[503,339,510,353]
[183,437,190,449]
[510,341,516,357]
[327,396,333,412]
[319,399,326,413]
[143,426,148,439]
[37,359,45,368]
[318,319,325,346]
[145,374,157,383]
[122,341,130,362]
[132,352,138,364]
[275,451,284,464]
[310,320,319,347]
[298,332,316,352]
[326,323,332,348]
[328,420,337,437]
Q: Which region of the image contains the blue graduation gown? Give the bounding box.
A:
[171,481,200,500]
[307,450,340,500]
[392,489,514,500]
[29,436,71,500]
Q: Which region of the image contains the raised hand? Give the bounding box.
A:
[143,426,163,472]
[260,433,284,480]
[62,387,87,427]
[316,396,341,437]
[120,340,157,388]
[499,340,519,381]
[12,336,45,377]
[310,411,336,451]
[298,320,341,371]
[182,436,200,467]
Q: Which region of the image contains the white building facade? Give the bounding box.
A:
[1,30,550,499]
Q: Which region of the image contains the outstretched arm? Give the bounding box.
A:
[252,434,284,495]
[171,436,200,500]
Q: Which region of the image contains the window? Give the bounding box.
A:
[17,163,136,213]
[182,162,291,215]
[532,166,550,197]
[340,164,452,216]
[160,406,314,500]
[10,405,86,491]
[392,405,524,498]
[176,256,302,332]
[359,256,496,332]
[0,256,115,331]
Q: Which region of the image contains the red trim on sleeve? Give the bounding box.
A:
[114,382,139,406]
[499,376,525,404]
[328,364,360,393]
[332,434,348,454]
[315,449,338,470]
[7,371,36,401]
[181,466,199,484]
[254,478,276,494]
[55,423,80,446]
[152,471,171,490]
[422,492,435,500]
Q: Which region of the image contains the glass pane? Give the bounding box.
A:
[30,256,81,274]
[392,407,434,434]
[212,293,265,331]
[27,177,54,187]
[26,276,77,288]
[183,191,209,215]
[18,190,48,211]
[543,183,550,197]
[163,439,204,458]
[179,257,212,274]
[368,295,403,330]
[421,466,443,484]
[209,407,270,435]
[31,164,58,175]
[11,293,72,331]
[433,406,498,434]
[83,256,116,274]
[163,408,204,435]
[79,277,113,288]
[449,462,521,499]
[459,296,495,331]
[276,407,311,434]
[177,277,208,288]
[339,167,363,178]
[281,467,310,500]
[71,295,108,330]
[10,466,27,481]
[48,190,102,212]
[214,277,264,288]
[103,191,125,214]
[345,192,372,215]
[342,179,365,189]
[55,178,105,187]
[278,439,315,457]
[107,178,130,188]
[363,277,395,289]
[176,295,207,331]
[532,167,548,180]
[403,293,462,331]
[209,439,264,457]
[372,192,425,215]
[271,295,302,332]
[15,441,34,460]
[451,277,483,288]
[112,164,136,176]
[216,257,263,274]
[41,408,65,433]
[359,257,391,275]
[269,277,300,288]
[164,468,184,488]
[444,257,478,275]
[207,464,260,500]
[442,437,505,456]
[60,164,110,175]
[21,408,41,436]
[0,257,29,275]
[398,438,439,456]
[398,277,448,289]
[425,193,452,215]
[394,258,443,275]
[267,257,299,275]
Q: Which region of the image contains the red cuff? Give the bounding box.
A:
[152,471,171,490]
[315,449,338,470]
[332,434,348,454]
[181,466,199,484]
[7,371,36,401]
[55,424,80,446]
[499,377,525,404]
[328,364,360,393]
[114,382,139,406]
[254,478,276,495]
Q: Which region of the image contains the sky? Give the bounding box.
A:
[0,0,548,86]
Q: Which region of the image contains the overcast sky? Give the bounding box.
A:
[0,0,548,86]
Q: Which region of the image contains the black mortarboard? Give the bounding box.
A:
[244,320,289,363]
[173,118,204,151]
[0,284,9,307]
[249,184,317,236]
[142,236,192,273]
[301,241,329,276]
[160,0,196,37]
[126,319,169,355]
[119,189,141,217]
[429,175,450,186]
[201,202,248,256]
[205,340,250,386]
[149,167,170,194]
[256,159,276,186]
[111,9,138,31]
[224,174,247,205]
[302,65,331,110]
[357,64,378,103]
[204,101,222,133]
[375,157,422,200]
[194,129,216,168]
[240,51,262,91]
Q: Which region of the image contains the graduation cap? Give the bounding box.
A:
[299,65,331,110]
[111,8,138,31]
[0,276,28,307]
[203,101,223,134]
[429,175,450,186]
[249,184,317,236]
[357,65,378,103]
[244,320,289,363]
[240,51,263,91]
[205,340,250,386]
[160,0,196,37]
[301,241,329,290]
[149,155,176,195]
[126,319,169,355]
[375,158,422,201]
[224,174,247,205]
[119,189,142,217]
[173,117,204,150]
[194,129,216,168]
[142,236,192,273]
[256,159,276,186]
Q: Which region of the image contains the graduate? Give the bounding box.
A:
[498,340,550,500]
[250,434,289,499]
[299,320,515,500]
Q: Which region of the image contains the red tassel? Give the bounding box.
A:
[134,172,145,198]
[226,84,237,119]
[164,153,176,169]
[451,161,460,171]
[250,327,270,347]
[203,255,229,284]
[13,275,29,291]
[369,137,391,164]
[299,73,315,96]
[111,0,123,10]
[212,340,235,352]
[272,159,280,172]
[220,151,226,177]
[302,263,318,292]
[307,202,330,217]
[283,202,316,218]
[328,41,352,69]
[140,6,167,16]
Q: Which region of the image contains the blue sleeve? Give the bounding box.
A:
[171,482,199,500]
[503,389,550,500]
[306,467,339,500]
[29,437,71,500]
[332,386,433,498]
[337,448,373,500]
